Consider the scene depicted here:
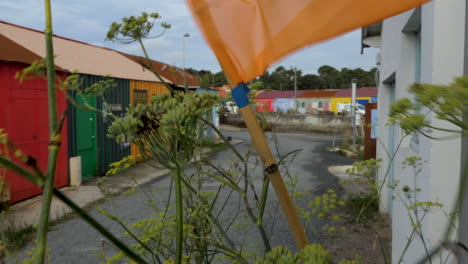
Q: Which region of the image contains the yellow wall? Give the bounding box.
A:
[129,80,171,157]
[130,80,171,105]
[330,97,371,114]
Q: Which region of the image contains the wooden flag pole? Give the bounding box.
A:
[227,79,309,250]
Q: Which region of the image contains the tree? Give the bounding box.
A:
[184,67,199,75]
[194,69,227,87]
[318,65,340,89]
[257,66,301,91]
[299,74,323,90]
[191,65,377,90]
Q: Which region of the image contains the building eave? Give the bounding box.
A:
[361,22,382,54]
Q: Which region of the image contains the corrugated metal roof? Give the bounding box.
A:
[333,87,377,97]
[122,53,198,86]
[256,90,304,99]
[299,90,339,98]
[213,85,230,98]
[0,21,170,82]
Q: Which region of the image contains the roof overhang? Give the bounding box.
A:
[0,34,65,71]
[361,22,382,54]
[402,7,421,33]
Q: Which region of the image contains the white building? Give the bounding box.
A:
[362,0,467,263]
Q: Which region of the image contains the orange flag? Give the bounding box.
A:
[186,0,430,84]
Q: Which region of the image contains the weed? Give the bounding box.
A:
[106,155,142,176]
[346,193,379,224]
[336,149,346,156]
[355,137,364,145]
[0,223,36,252]
[200,140,228,155]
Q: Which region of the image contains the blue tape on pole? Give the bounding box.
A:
[231,83,251,108]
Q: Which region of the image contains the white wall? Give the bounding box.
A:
[377,10,412,216]
[427,0,464,252]
[376,0,465,263]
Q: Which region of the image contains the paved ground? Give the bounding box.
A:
[10,130,355,263]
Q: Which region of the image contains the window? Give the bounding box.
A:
[133,89,148,105]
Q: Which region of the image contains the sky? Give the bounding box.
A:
[0,0,378,75]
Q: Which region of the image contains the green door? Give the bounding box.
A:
[76,95,97,179]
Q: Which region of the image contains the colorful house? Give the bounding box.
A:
[329,87,377,114]
[297,90,339,114]
[0,20,172,202]
[255,91,304,113]
[255,99,275,112]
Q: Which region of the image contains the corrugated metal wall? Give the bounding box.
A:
[130,80,170,105]
[69,74,131,177]
[129,80,170,158]
[96,76,131,176]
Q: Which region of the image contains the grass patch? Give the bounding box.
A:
[345,192,379,224]
[1,223,36,253]
[201,140,228,155]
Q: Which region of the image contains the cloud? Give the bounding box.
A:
[0,0,378,76]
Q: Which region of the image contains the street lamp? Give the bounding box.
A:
[182,33,190,92]
[182,33,190,71]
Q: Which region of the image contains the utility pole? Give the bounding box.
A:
[294,67,297,111]
[351,79,357,144]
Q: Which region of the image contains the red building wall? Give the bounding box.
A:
[0,62,68,203]
[255,99,274,112]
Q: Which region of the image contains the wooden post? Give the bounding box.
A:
[228,79,309,250]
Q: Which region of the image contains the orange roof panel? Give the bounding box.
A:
[121,53,198,87]
[299,90,339,98]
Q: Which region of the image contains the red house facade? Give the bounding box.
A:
[0,62,69,203]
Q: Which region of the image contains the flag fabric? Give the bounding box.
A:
[186,0,430,84]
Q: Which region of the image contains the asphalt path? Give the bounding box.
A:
[14,130,355,263]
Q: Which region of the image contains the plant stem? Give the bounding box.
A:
[240,159,272,252]
[257,177,270,226]
[137,39,174,94]
[199,117,244,162]
[116,218,162,264]
[179,177,236,249]
[33,1,59,261]
[174,165,184,264]
[415,157,468,264]
[0,157,43,187]
[52,189,148,264]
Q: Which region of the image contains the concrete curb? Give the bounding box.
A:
[2,138,243,229]
[328,165,353,176]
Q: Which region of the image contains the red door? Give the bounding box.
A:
[0,62,68,203]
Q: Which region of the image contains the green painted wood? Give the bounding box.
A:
[76,95,97,179]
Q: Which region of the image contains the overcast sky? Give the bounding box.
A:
[0,0,378,75]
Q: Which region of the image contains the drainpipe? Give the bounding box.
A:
[351,79,357,144]
[459,0,468,260]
